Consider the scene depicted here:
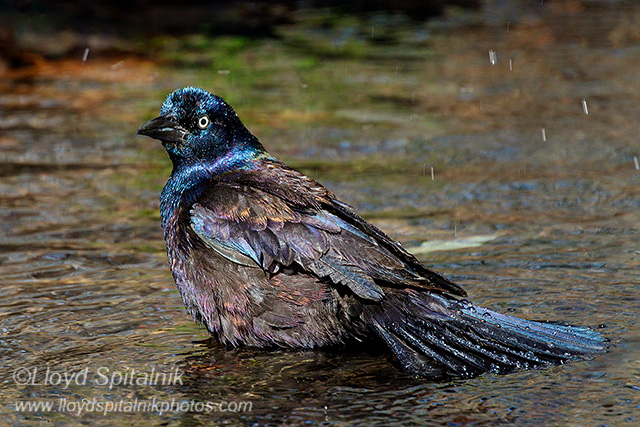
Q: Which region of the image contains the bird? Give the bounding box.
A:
[137,87,606,379]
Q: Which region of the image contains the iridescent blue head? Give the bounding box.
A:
[137,87,263,166]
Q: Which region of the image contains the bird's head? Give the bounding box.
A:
[137,87,262,166]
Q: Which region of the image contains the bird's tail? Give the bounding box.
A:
[367,292,607,378]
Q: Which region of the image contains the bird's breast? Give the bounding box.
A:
[160,199,360,349]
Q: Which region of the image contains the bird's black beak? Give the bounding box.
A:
[136,113,187,143]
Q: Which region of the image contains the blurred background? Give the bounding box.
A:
[1,1,640,426]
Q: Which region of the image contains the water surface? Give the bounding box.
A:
[1,4,640,426]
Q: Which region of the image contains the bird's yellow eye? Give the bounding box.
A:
[197,116,210,129]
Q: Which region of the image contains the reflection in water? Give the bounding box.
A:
[2,4,640,426]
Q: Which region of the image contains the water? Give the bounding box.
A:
[2,4,640,426]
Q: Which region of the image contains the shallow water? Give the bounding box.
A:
[2,4,640,426]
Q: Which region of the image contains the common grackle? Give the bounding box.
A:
[137,87,606,378]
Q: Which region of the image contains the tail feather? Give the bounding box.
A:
[460,303,605,355]
[369,293,607,378]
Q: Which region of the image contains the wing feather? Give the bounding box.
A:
[189,173,465,301]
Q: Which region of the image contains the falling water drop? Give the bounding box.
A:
[82,48,90,63]
[542,128,546,141]
[582,98,589,115]
[634,156,639,170]
[489,50,497,65]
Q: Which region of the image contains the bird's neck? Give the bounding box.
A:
[160,145,272,229]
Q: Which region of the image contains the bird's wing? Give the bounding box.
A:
[190,177,464,302]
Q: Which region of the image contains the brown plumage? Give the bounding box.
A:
[137,87,606,378]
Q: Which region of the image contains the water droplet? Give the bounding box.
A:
[582,98,589,115]
[489,49,497,65]
[461,300,475,311]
